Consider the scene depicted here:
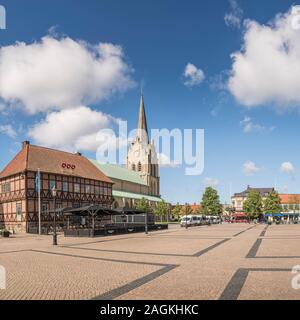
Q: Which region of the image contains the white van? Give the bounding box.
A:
[180,215,201,227]
[205,215,221,224]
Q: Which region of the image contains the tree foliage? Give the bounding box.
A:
[135,198,152,213]
[263,191,281,214]
[243,190,262,219]
[154,200,169,220]
[171,203,182,221]
[200,187,222,216]
[225,206,234,215]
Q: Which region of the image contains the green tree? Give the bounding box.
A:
[200,187,222,216]
[225,207,234,214]
[264,191,281,214]
[225,206,234,215]
[243,190,262,219]
[154,200,169,222]
[135,198,152,213]
[171,203,182,221]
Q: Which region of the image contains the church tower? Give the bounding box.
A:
[127,94,160,197]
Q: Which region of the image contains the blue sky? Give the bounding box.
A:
[1,0,300,204]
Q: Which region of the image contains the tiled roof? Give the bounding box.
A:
[89,160,148,186]
[233,187,274,197]
[0,144,28,179]
[279,194,300,204]
[190,204,201,213]
[0,143,113,183]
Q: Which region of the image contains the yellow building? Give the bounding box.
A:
[232,186,274,212]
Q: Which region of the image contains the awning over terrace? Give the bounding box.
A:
[56,205,147,217]
[232,213,247,217]
[60,205,119,217]
[264,213,284,217]
[114,208,146,215]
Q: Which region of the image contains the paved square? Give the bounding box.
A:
[1,223,300,300]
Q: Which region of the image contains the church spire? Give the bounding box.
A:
[137,93,149,143]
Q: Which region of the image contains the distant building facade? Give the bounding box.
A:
[232,186,274,212]
[279,194,300,213]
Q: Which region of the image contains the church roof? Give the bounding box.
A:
[113,190,162,202]
[89,160,148,186]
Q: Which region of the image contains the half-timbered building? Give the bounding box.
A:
[0,141,113,233]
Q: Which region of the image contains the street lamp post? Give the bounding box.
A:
[145,210,148,235]
[185,203,188,230]
[51,186,57,246]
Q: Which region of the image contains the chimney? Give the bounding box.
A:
[22,141,30,148]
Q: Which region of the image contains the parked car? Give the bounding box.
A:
[210,216,221,224]
[203,216,219,225]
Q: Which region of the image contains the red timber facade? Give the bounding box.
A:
[0,141,113,233]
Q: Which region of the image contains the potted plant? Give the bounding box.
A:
[1,229,10,237]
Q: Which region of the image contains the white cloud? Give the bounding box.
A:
[204,177,220,187]
[0,102,6,115]
[158,153,180,168]
[0,36,134,114]
[240,116,275,133]
[0,124,17,138]
[183,63,205,87]
[280,162,295,174]
[28,106,124,152]
[243,161,261,176]
[228,6,300,108]
[224,0,243,29]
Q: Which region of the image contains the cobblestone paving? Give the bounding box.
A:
[0,224,300,300]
